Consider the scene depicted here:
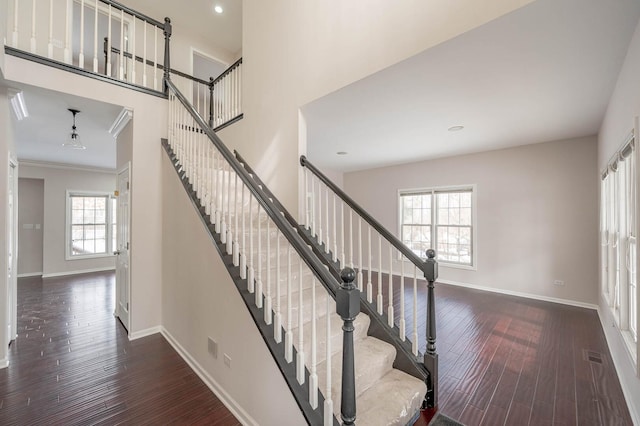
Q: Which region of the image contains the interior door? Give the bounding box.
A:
[115,165,130,332]
[7,161,17,347]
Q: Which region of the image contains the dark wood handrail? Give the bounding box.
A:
[100,0,165,29]
[167,79,340,299]
[104,42,209,85]
[300,155,428,274]
[210,57,243,87]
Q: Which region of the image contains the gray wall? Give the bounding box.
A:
[344,136,599,306]
[17,178,44,276]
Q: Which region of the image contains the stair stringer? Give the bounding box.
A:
[161,139,338,426]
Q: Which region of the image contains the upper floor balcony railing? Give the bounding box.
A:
[4,0,243,129]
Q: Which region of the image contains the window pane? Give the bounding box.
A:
[95,225,106,239]
[95,209,106,224]
[449,193,460,208]
[95,239,106,253]
[460,208,471,226]
[72,209,84,224]
[460,192,471,208]
[438,208,448,225]
[95,197,106,210]
[84,209,95,224]
[72,197,84,209]
[84,197,95,209]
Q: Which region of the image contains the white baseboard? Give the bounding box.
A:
[596,307,640,425]
[42,267,115,278]
[128,326,162,341]
[161,327,256,426]
[17,272,42,278]
[0,358,8,369]
[437,278,599,310]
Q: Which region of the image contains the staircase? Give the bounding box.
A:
[163,79,436,425]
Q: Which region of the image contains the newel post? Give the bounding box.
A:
[337,267,359,425]
[162,17,172,93]
[423,249,439,408]
[208,76,214,127]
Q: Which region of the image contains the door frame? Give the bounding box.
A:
[6,158,18,349]
[115,162,131,334]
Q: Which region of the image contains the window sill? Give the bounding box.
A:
[65,253,116,261]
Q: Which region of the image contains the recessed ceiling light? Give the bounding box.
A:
[337,151,348,155]
[448,125,464,132]
[214,5,223,13]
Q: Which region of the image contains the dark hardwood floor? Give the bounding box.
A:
[362,272,634,426]
[0,272,240,425]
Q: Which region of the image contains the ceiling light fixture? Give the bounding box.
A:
[448,125,464,132]
[63,109,87,150]
[337,151,348,155]
[109,107,133,139]
[214,5,223,13]
[9,90,29,121]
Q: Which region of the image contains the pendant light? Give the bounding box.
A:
[63,108,87,150]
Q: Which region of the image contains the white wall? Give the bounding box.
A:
[160,154,305,426]
[597,17,640,425]
[3,55,166,335]
[223,0,534,216]
[344,136,599,306]
[17,177,44,276]
[18,164,116,277]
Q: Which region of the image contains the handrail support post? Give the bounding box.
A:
[423,249,438,409]
[162,17,172,94]
[337,267,359,425]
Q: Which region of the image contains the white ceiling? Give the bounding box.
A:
[304,0,640,172]
[11,85,123,170]
[120,0,243,55]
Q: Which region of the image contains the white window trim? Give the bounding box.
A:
[65,190,116,261]
[397,184,477,271]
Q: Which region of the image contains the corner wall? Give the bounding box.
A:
[17,177,44,276]
[343,136,599,306]
[231,0,534,216]
[597,16,640,424]
[160,153,305,426]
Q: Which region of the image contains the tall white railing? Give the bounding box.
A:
[6,0,169,92]
[300,156,439,407]
[170,58,243,131]
[167,81,337,425]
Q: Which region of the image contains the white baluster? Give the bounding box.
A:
[93,0,98,71]
[220,161,227,243]
[256,204,263,308]
[285,245,293,363]
[332,193,337,262]
[400,256,406,341]
[388,245,394,328]
[265,219,272,325]
[78,0,85,68]
[64,0,71,63]
[119,9,124,80]
[367,225,373,303]
[304,168,310,228]
[323,292,333,426]
[318,180,323,246]
[226,165,233,255]
[233,173,240,266]
[132,18,137,84]
[240,183,247,279]
[377,235,383,315]
[296,261,305,385]
[274,233,282,343]
[153,26,158,90]
[30,0,36,53]
[340,202,345,263]
[11,0,18,48]
[412,265,418,356]
[106,5,112,75]
[349,209,353,267]
[325,185,330,254]
[248,195,255,293]
[142,21,148,87]
[309,277,318,409]
[357,219,363,292]
[48,0,54,58]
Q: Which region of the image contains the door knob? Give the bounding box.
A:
[113,251,121,255]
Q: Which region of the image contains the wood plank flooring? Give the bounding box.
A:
[0,272,240,425]
[362,272,634,426]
